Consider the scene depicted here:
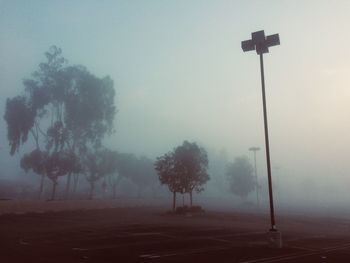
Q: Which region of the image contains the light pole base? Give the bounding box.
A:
[267,230,282,248]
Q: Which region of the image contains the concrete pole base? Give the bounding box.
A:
[267,230,282,248]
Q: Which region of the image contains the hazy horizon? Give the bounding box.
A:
[1,1,350,209]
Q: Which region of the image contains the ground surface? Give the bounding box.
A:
[1,202,350,262]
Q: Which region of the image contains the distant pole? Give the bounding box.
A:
[241,30,280,232]
[249,147,260,207]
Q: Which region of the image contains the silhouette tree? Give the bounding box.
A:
[226,156,255,199]
[109,153,157,198]
[4,96,36,154]
[155,152,180,210]
[83,148,117,199]
[173,141,209,206]
[129,156,157,198]
[44,151,80,200]
[4,46,116,199]
[207,149,229,194]
[155,141,210,210]
[102,150,120,199]
[109,152,136,198]
[20,149,48,199]
[21,149,80,200]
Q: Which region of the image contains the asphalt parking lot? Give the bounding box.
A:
[1,206,350,262]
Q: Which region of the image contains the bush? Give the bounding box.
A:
[174,205,204,214]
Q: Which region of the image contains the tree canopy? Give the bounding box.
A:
[4,46,117,199]
[173,141,209,195]
[155,141,210,208]
[226,156,255,198]
[5,46,116,155]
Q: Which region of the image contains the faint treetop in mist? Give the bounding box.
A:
[226,156,255,199]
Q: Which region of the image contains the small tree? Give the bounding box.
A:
[110,153,136,198]
[21,149,80,200]
[83,148,117,200]
[109,153,158,199]
[155,152,180,210]
[226,156,255,199]
[45,151,80,200]
[20,149,48,199]
[103,150,120,199]
[155,141,210,210]
[173,141,209,206]
[129,156,158,198]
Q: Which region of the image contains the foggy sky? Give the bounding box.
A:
[1,0,350,196]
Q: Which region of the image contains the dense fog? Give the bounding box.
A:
[1,1,350,216]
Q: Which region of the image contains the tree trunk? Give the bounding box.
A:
[112,185,117,199]
[89,181,95,200]
[65,173,72,199]
[111,174,121,199]
[38,174,45,200]
[172,191,176,211]
[50,179,58,201]
[137,187,142,198]
[190,191,193,207]
[101,179,107,199]
[182,193,185,207]
[72,174,80,197]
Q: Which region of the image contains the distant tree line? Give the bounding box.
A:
[3,46,257,208]
[3,46,158,200]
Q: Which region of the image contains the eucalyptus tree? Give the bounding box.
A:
[62,65,116,198]
[4,46,116,199]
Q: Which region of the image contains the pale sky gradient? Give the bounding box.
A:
[1,1,350,192]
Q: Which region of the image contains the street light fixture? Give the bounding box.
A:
[249,146,260,207]
[241,30,281,247]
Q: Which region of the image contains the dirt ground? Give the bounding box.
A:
[1,201,350,262]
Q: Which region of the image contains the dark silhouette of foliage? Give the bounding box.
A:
[173,141,209,205]
[107,152,157,198]
[83,148,118,199]
[21,149,80,200]
[226,156,255,199]
[126,156,157,197]
[155,152,179,210]
[155,141,210,210]
[63,66,116,152]
[4,96,35,155]
[21,149,48,176]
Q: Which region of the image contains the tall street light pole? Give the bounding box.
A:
[249,146,260,207]
[241,30,281,247]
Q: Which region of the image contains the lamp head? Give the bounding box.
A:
[241,30,280,54]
